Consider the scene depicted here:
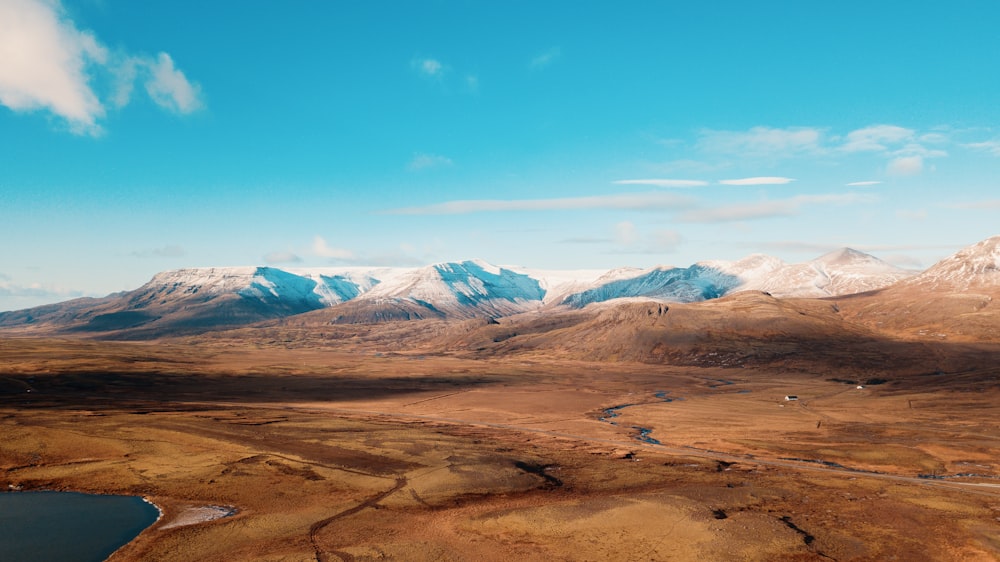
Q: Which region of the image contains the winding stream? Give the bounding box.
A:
[599,391,679,445]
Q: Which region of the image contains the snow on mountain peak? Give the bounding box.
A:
[905,235,1000,291]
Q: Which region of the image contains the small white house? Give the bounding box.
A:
[784,395,798,401]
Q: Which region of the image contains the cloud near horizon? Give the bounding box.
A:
[613,179,708,188]
[613,221,683,254]
[0,0,203,135]
[312,236,356,260]
[718,176,795,186]
[697,126,823,158]
[886,155,924,176]
[690,124,962,178]
[0,278,83,299]
[840,124,914,153]
[385,192,696,215]
[264,251,303,264]
[677,193,874,223]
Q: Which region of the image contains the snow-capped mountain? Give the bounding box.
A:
[834,236,1000,341]
[742,248,914,298]
[0,243,952,338]
[558,264,741,308]
[557,248,911,307]
[138,266,396,308]
[897,235,1000,292]
[359,260,545,318]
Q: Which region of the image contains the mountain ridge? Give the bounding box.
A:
[3,237,996,340]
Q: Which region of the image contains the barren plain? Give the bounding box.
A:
[2,329,999,561]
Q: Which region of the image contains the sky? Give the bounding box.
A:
[2,0,1000,311]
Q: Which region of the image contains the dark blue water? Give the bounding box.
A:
[0,491,159,562]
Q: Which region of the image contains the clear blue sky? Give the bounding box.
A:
[2,0,999,311]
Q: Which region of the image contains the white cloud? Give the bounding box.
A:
[385,192,696,215]
[718,176,795,186]
[697,126,823,158]
[892,143,946,159]
[846,180,882,186]
[0,0,203,134]
[965,140,1000,156]
[412,57,444,77]
[529,47,561,69]
[0,0,107,134]
[841,124,914,153]
[0,279,82,299]
[312,236,355,260]
[264,251,302,264]
[408,153,453,171]
[677,193,874,223]
[651,229,682,253]
[611,222,682,254]
[886,155,923,176]
[615,221,639,246]
[613,179,708,188]
[144,52,202,113]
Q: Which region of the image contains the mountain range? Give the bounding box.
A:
[1,236,997,344]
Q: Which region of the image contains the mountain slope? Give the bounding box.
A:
[835,236,1000,341]
[744,248,914,298]
[559,248,911,307]
[4,239,995,339]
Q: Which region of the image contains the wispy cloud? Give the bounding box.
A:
[613,179,708,188]
[611,221,682,254]
[615,221,639,246]
[412,57,445,78]
[407,153,453,171]
[0,0,203,135]
[264,251,302,264]
[143,53,202,113]
[846,180,882,186]
[840,124,914,153]
[965,140,1000,156]
[697,126,823,158]
[886,155,924,176]
[529,47,562,69]
[385,192,696,215]
[677,193,874,223]
[312,236,355,260]
[0,279,83,299]
[718,176,795,186]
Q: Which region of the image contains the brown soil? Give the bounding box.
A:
[2,337,999,561]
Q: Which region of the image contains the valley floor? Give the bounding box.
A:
[1,338,999,561]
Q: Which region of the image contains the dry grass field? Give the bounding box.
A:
[2,336,1000,561]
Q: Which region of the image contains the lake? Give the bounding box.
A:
[0,491,159,562]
